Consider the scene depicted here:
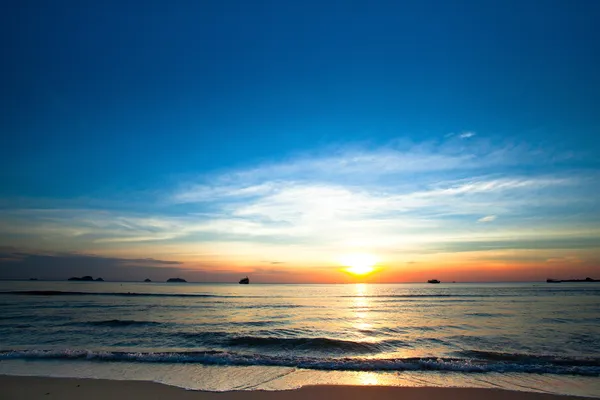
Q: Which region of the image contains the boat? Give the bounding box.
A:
[239,276,250,284]
[427,279,441,284]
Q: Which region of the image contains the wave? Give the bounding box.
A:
[1,349,598,376]
[464,312,507,317]
[0,291,315,305]
[226,336,401,353]
[0,315,31,321]
[7,291,596,301]
[0,291,227,298]
[0,291,528,299]
[458,350,600,367]
[340,294,512,298]
[177,332,400,353]
[81,320,164,327]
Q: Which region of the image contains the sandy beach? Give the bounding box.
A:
[1,375,594,400]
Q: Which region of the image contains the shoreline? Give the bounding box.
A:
[1,375,595,400]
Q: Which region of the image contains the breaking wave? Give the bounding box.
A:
[176,332,403,353]
[1,349,598,376]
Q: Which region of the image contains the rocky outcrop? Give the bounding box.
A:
[67,276,94,281]
[547,277,598,283]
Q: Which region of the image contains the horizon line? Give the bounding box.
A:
[1,279,596,284]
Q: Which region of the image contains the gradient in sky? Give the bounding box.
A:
[1,0,599,282]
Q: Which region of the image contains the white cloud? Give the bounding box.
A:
[459,131,476,139]
[172,182,278,204]
[0,137,596,263]
[0,173,578,252]
[170,140,563,206]
[478,215,497,223]
[444,131,476,139]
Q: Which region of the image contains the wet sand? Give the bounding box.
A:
[1,375,594,400]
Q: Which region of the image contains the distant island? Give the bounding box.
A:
[144,278,152,282]
[95,277,104,282]
[547,277,598,283]
[427,279,440,284]
[166,278,187,283]
[67,276,95,281]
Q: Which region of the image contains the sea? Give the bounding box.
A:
[0,281,599,397]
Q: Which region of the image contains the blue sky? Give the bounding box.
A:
[1,1,599,281]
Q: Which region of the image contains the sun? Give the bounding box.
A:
[340,253,378,276]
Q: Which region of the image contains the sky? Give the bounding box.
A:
[1,0,599,282]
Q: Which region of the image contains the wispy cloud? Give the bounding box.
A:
[459,131,476,139]
[0,136,598,276]
[445,131,476,139]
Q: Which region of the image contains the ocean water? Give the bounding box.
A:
[0,281,599,397]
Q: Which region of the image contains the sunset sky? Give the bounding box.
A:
[1,1,599,282]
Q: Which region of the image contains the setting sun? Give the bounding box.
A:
[340,254,378,275]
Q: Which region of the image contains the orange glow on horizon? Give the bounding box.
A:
[97,246,600,283]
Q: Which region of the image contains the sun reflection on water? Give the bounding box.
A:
[356,372,382,385]
[353,283,372,332]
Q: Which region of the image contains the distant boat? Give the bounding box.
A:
[427,279,441,284]
[239,276,250,284]
[144,278,152,282]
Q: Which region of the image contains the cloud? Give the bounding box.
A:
[546,256,583,263]
[0,250,182,281]
[0,248,316,282]
[170,138,578,210]
[478,215,497,223]
[0,136,598,279]
[459,131,476,139]
[432,235,600,253]
[444,131,476,139]
[3,172,581,262]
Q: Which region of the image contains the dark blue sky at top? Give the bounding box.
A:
[1,0,599,198]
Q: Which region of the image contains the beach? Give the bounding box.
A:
[2,376,594,400]
[1,281,599,397]
[3,1,600,398]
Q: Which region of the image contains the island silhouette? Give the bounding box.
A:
[166,278,187,283]
[68,276,99,281]
[547,277,598,283]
